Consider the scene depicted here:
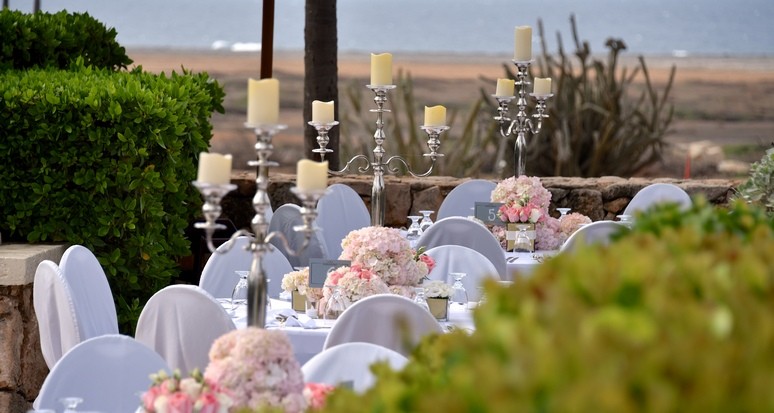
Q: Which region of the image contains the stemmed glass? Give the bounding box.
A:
[514,226,532,252]
[413,287,431,313]
[231,271,249,312]
[322,285,348,320]
[60,397,84,413]
[557,207,571,220]
[616,214,634,228]
[419,210,435,233]
[406,215,422,246]
[449,272,468,306]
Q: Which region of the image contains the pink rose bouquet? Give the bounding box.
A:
[204,328,306,413]
[140,369,232,413]
[303,382,336,410]
[491,175,551,224]
[322,264,390,304]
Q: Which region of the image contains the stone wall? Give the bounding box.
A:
[221,173,741,229]
[0,244,67,413]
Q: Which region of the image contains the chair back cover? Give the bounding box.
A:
[623,183,692,216]
[33,260,80,369]
[424,245,500,301]
[34,334,171,413]
[58,245,119,340]
[268,203,328,267]
[199,236,289,299]
[323,294,444,356]
[316,183,370,259]
[302,342,408,393]
[135,285,235,374]
[415,217,507,278]
[437,179,496,220]
[560,221,629,253]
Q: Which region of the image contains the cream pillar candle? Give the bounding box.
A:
[424,105,447,127]
[495,78,516,97]
[370,53,393,86]
[247,78,279,125]
[514,26,532,61]
[533,77,552,95]
[296,159,329,191]
[197,152,233,185]
[312,100,335,123]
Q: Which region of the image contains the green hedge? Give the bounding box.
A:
[0,63,224,331]
[0,9,132,71]
[321,201,774,412]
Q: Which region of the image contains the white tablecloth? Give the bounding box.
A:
[504,250,557,281]
[225,298,473,365]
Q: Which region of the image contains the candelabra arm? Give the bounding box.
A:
[384,155,437,178]
[332,154,372,175]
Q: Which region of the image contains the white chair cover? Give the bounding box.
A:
[58,245,119,340]
[316,184,370,259]
[623,183,692,216]
[323,294,444,356]
[302,342,408,393]
[33,260,80,369]
[560,221,629,253]
[424,245,500,302]
[199,236,289,299]
[34,334,171,413]
[415,217,507,278]
[437,179,496,219]
[135,285,235,374]
[268,203,328,268]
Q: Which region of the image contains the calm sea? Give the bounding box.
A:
[10,0,774,57]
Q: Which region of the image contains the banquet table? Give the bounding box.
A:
[224,298,474,365]
[503,250,558,281]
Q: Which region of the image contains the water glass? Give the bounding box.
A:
[514,226,532,252]
[231,271,249,311]
[449,272,468,305]
[406,215,422,245]
[419,210,435,233]
[322,285,348,320]
[413,287,431,313]
[557,207,571,220]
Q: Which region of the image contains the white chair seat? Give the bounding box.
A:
[268,204,328,268]
[316,184,370,259]
[560,221,629,252]
[33,260,79,369]
[438,179,496,220]
[302,342,408,393]
[424,245,500,302]
[623,183,692,216]
[135,285,236,374]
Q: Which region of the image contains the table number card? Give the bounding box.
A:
[474,202,505,226]
[308,259,351,288]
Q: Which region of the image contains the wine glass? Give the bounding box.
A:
[413,287,431,313]
[449,272,468,306]
[231,271,249,312]
[557,207,571,220]
[322,285,348,320]
[60,397,84,413]
[419,210,435,233]
[406,215,422,246]
[514,226,532,252]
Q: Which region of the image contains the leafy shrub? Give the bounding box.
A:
[735,147,774,214]
[320,202,774,412]
[0,62,225,331]
[487,15,675,177]
[0,9,132,71]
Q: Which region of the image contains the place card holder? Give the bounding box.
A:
[474,202,505,226]
[308,259,351,288]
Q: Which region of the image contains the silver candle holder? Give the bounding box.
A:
[493,59,553,177]
[194,123,325,328]
[314,85,448,226]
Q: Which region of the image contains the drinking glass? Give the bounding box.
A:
[406,215,422,246]
[419,210,435,233]
[322,285,348,320]
[514,226,532,252]
[449,272,468,306]
[557,208,571,220]
[60,397,84,413]
[413,287,431,313]
[616,214,634,228]
[231,271,249,312]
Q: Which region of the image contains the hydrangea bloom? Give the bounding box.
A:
[204,328,306,413]
[140,369,232,413]
[535,216,564,250]
[491,175,551,224]
[322,264,390,304]
[560,212,592,237]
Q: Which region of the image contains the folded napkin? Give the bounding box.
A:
[265,308,319,329]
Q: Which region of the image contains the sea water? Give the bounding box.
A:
[8,0,774,56]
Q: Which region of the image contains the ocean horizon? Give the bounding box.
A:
[8,0,774,57]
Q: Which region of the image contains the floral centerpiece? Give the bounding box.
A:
[339,226,433,298]
[281,267,323,312]
[421,279,454,321]
[319,264,390,317]
[139,369,233,413]
[204,328,307,413]
[491,175,552,251]
[303,382,336,411]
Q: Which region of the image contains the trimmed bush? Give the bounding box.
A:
[321,201,774,412]
[0,9,132,71]
[0,62,225,331]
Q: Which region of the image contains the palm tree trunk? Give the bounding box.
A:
[304,0,339,169]
[33,0,40,12]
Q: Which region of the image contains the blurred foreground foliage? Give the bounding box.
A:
[319,200,774,412]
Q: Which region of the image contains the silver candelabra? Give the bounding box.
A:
[493,60,553,177]
[311,85,447,226]
[193,123,325,328]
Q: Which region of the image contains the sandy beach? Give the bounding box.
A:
[127,49,774,178]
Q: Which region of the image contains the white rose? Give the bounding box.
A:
[529,209,542,223]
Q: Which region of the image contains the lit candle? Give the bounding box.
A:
[197,152,233,185]
[424,105,447,127]
[247,78,279,125]
[296,159,329,191]
[370,53,393,86]
[514,26,532,61]
[533,77,552,95]
[495,78,516,97]
[312,100,335,123]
